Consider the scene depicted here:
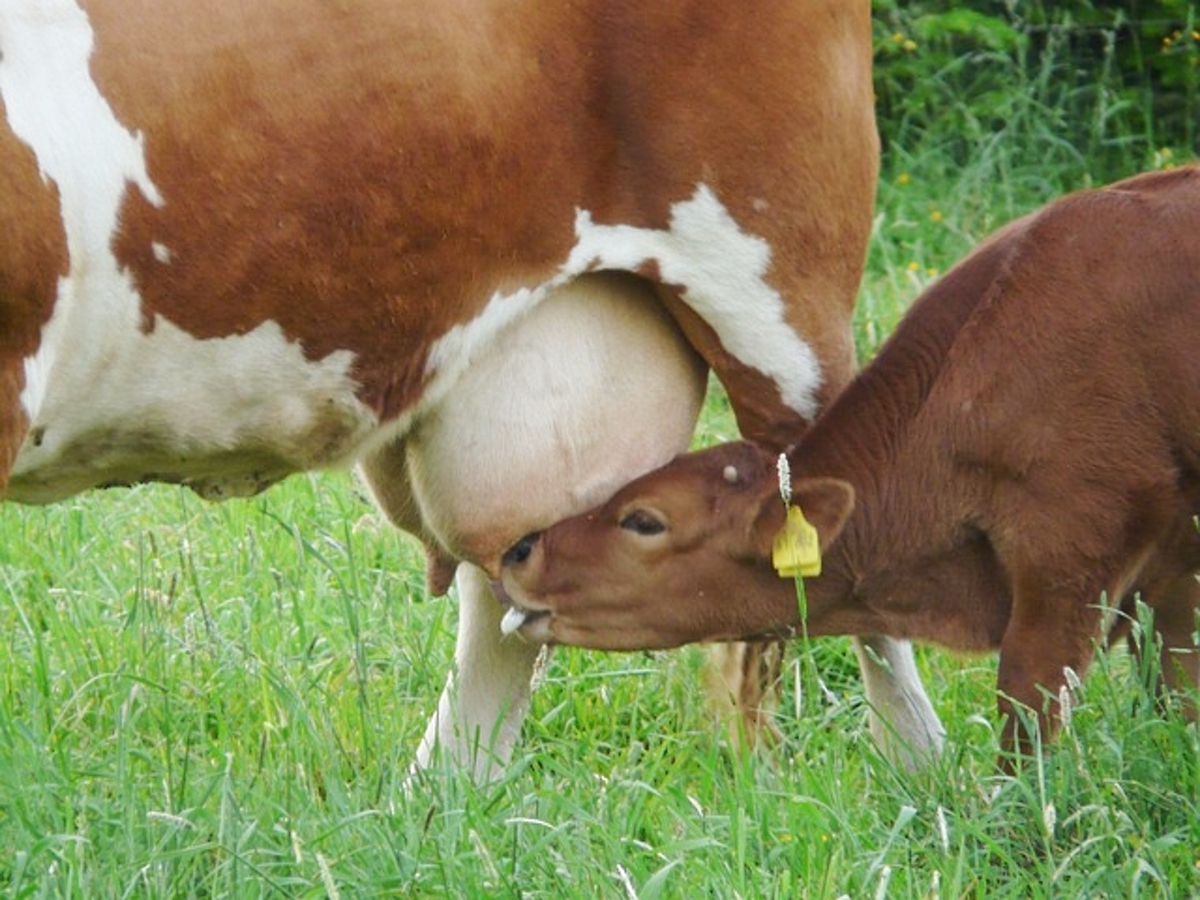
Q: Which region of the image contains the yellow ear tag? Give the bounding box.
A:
[772,505,821,578]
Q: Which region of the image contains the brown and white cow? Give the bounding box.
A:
[500,167,1200,762]
[0,0,942,779]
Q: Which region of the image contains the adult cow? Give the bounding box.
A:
[0,0,942,779]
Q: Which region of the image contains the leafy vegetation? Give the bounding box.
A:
[873,1,1197,188]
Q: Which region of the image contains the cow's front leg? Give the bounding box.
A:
[413,563,544,781]
[852,635,944,770]
[359,446,542,782]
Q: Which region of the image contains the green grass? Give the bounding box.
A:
[2,476,1197,897]
[3,41,1200,900]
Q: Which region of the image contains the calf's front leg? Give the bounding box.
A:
[995,579,1102,764]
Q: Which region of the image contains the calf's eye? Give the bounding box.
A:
[619,509,666,536]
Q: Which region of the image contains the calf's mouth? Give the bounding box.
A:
[491,576,551,642]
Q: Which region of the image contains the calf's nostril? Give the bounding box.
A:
[502,531,541,566]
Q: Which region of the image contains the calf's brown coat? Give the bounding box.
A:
[501,167,1200,756]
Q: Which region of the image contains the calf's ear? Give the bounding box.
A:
[792,478,855,550]
[748,477,855,558]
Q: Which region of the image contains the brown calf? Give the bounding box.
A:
[500,167,1200,759]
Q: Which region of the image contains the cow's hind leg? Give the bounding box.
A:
[706,635,943,768]
[852,635,945,769]
[360,444,544,782]
[706,642,785,749]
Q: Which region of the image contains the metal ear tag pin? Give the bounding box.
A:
[772,453,821,578]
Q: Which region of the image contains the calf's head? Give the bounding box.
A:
[499,441,854,649]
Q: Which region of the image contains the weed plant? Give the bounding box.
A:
[1,19,1198,900]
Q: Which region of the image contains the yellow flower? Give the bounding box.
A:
[930,209,944,223]
[892,32,906,44]
[907,261,921,272]
[903,39,917,52]
[897,172,911,186]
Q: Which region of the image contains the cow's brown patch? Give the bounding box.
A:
[86,1,609,419]
[79,0,873,437]
[0,107,68,490]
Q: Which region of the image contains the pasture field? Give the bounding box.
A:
[3,21,1199,900]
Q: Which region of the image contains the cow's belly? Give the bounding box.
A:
[7,316,381,504]
[375,271,707,576]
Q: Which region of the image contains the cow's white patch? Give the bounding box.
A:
[422,286,545,413]
[10,314,376,502]
[0,0,162,420]
[1,1,377,502]
[424,185,821,420]
[568,185,821,419]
